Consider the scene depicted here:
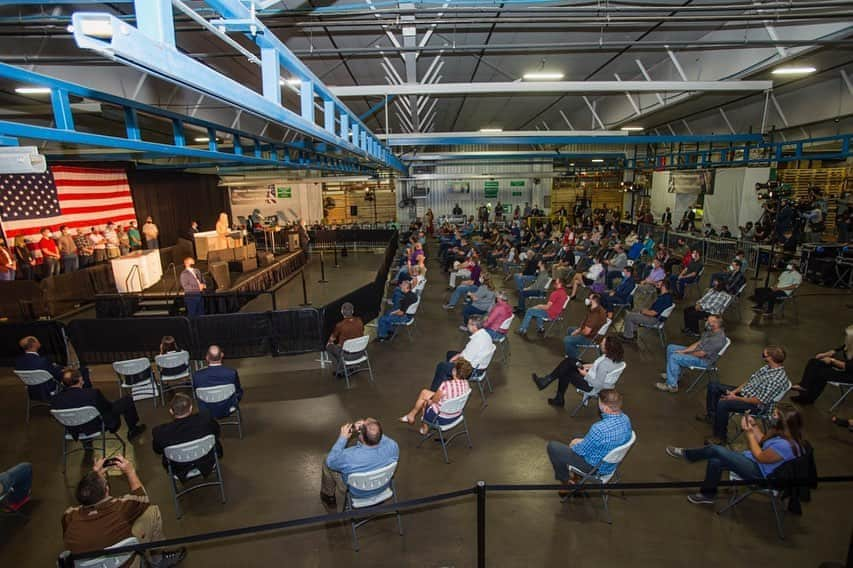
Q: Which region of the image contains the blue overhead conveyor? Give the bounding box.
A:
[0,0,406,175]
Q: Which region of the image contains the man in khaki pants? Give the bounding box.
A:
[62,456,186,567]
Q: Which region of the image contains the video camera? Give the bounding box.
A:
[755,181,794,201]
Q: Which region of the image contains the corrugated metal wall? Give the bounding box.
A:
[397,161,554,220]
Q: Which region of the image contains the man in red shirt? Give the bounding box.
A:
[483,291,514,341]
[517,277,569,335]
[39,227,60,277]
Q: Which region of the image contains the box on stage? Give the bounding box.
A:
[229,258,257,273]
[232,246,248,261]
[258,251,275,267]
[245,242,257,258]
[208,248,234,263]
[208,261,231,290]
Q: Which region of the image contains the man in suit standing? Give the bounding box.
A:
[52,369,146,440]
[15,336,90,400]
[193,345,242,419]
[179,256,206,318]
[152,394,222,482]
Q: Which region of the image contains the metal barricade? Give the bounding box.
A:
[704,238,739,267]
[737,239,761,276]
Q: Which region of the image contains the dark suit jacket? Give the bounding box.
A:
[193,365,243,418]
[15,352,63,401]
[51,387,117,436]
[152,410,222,481]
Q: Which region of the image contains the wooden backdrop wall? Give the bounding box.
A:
[127,170,229,248]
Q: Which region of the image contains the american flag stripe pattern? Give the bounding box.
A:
[0,165,138,239]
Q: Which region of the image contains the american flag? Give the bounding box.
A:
[0,165,138,239]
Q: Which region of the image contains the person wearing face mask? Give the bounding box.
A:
[710,251,746,287]
[532,336,625,407]
[563,293,608,359]
[179,256,206,317]
[681,279,732,336]
[656,314,727,393]
[790,324,853,405]
[668,249,703,299]
[546,389,632,496]
[697,345,790,446]
[600,266,635,312]
[751,262,802,315]
[57,225,79,273]
[603,244,628,289]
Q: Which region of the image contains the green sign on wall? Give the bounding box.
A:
[276,186,292,198]
[510,180,525,188]
[484,180,499,198]
[511,191,523,196]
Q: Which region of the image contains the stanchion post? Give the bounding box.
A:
[333,243,340,268]
[476,481,486,568]
[318,251,328,283]
[300,270,311,306]
[57,551,73,568]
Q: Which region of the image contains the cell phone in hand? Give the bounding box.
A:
[102,457,120,468]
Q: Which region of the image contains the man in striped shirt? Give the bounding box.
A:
[681,279,732,335]
[699,345,790,445]
[546,389,633,495]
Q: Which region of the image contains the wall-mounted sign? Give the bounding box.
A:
[511,191,524,196]
[510,180,526,188]
[276,186,292,198]
[484,180,499,198]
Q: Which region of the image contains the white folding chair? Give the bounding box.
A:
[50,406,126,474]
[726,282,748,321]
[577,319,613,361]
[195,384,243,439]
[163,434,226,519]
[561,431,637,524]
[685,337,733,394]
[542,297,571,338]
[570,362,626,417]
[638,304,676,349]
[68,536,139,568]
[112,358,159,407]
[413,277,427,297]
[13,369,58,423]
[417,390,473,463]
[390,299,420,342]
[343,462,403,552]
[340,336,374,389]
[469,343,497,406]
[774,289,799,323]
[827,380,853,412]
[492,314,515,363]
[155,350,193,404]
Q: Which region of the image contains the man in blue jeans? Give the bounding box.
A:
[376,280,418,341]
[0,462,32,511]
[655,314,727,393]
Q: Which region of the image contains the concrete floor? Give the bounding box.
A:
[1,249,852,567]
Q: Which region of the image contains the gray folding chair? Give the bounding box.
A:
[685,337,732,394]
[390,299,420,342]
[774,289,799,323]
[826,380,853,412]
[418,390,473,463]
[163,434,226,519]
[561,431,637,524]
[570,362,626,417]
[71,536,139,568]
[469,343,497,406]
[638,304,676,349]
[726,282,748,321]
[112,357,159,407]
[492,314,515,363]
[155,350,193,404]
[195,384,243,439]
[50,406,126,474]
[542,297,571,337]
[610,284,637,332]
[343,462,403,551]
[339,335,374,389]
[13,369,59,423]
[719,469,789,540]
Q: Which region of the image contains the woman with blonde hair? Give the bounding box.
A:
[400,358,473,435]
[790,324,853,404]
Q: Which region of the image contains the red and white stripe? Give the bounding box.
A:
[1,166,137,239]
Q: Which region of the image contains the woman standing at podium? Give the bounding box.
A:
[215,212,231,250]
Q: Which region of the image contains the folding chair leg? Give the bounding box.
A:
[463,417,473,449]
[215,456,227,504]
[829,385,852,412]
[685,370,707,394]
[769,495,786,540]
[602,487,612,524]
[344,366,351,389]
[393,484,404,536]
[350,517,360,552]
[717,488,752,514]
[477,382,488,407]
[169,473,182,520]
[438,428,449,463]
[367,359,375,383]
[570,396,586,418]
[236,408,244,440]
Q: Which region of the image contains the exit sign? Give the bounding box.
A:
[276,186,292,198]
[484,180,499,198]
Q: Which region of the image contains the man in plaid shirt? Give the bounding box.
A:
[681,279,732,335]
[547,389,632,495]
[699,345,790,445]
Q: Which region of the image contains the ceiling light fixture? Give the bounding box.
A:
[479,128,503,133]
[620,126,644,131]
[591,159,605,163]
[279,78,302,86]
[771,66,816,75]
[15,87,51,95]
[194,137,219,143]
[522,72,564,81]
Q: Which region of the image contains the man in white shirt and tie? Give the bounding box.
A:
[179,256,206,317]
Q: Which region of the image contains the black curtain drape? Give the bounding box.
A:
[127,169,229,248]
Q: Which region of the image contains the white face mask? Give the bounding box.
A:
[584,298,591,306]
[786,264,794,271]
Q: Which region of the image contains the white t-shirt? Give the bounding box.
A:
[586,263,604,281]
[459,329,494,369]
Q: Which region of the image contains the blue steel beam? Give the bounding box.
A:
[69,5,406,173]
[0,62,373,174]
[384,133,765,146]
[359,96,394,122]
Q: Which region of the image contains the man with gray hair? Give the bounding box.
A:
[193,345,243,418]
[430,315,493,390]
[326,302,365,376]
[483,290,514,341]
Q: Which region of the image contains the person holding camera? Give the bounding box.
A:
[62,455,186,567]
[321,418,399,508]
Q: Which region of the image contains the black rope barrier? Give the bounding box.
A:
[58,476,853,566]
